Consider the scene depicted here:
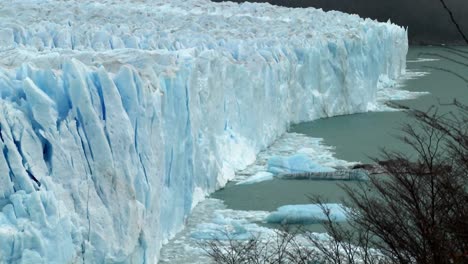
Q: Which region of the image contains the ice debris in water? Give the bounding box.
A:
[267,154,336,175]
[234,133,359,185]
[266,204,348,224]
[236,171,275,185]
[190,209,271,240]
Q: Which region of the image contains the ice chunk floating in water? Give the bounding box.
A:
[0,0,407,262]
[266,204,348,224]
[236,171,275,185]
[234,133,359,185]
[267,154,336,175]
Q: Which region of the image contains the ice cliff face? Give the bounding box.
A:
[0,0,407,263]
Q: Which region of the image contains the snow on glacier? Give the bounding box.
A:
[0,0,407,263]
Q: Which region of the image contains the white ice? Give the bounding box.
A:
[233,133,358,185]
[236,171,275,185]
[159,199,271,264]
[266,204,348,224]
[160,199,347,263]
[407,58,440,63]
[367,71,430,112]
[267,154,336,175]
[190,208,271,240]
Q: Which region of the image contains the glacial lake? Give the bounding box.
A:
[211,45,468,213]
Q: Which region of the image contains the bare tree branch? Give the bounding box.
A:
[438,0,468,45]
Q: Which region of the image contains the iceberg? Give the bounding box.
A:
[236,171,275,185]
[232,133,358,185]
[0,0,407,263]
[276,169,370,181]
[267,154,336,175]
[266,204,348,224]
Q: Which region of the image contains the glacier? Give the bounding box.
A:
[0,0,407,263]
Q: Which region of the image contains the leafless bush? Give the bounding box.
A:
[197,226,323,264]
[336,101,468,264]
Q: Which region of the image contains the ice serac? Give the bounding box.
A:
[0,0,407,263]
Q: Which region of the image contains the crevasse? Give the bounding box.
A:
[0,0,407,263]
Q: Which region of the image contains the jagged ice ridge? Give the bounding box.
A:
[0,0,407,263]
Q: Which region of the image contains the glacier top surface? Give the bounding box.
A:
[0,0,399,54]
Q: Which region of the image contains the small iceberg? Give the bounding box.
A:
[276,169,369,181]
[236,171,274,185]
[266,204,348,224]
[267,154,335,175]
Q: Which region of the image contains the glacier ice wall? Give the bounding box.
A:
[0,0,407,263]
